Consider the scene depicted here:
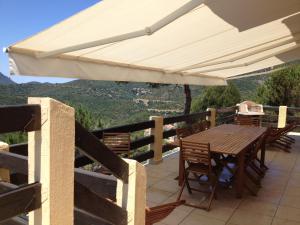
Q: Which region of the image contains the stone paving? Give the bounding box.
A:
[145,133,300,225]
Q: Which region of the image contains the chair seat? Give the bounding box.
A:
[186,163,210,175]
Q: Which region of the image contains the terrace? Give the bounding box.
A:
[145,134,300,225]
[0,101,299,225]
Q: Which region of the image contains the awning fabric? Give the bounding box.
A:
[7,0,300,86]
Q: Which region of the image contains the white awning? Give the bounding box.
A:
[7,0,300,85]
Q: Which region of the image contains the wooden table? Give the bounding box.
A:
[179,124,267,198]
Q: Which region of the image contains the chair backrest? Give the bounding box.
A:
[145,200,185,225]
[103,132,131,157]
[180,140,211,170]
[235,116,260,127]
[191,123,204,133]
[176,127,192,139]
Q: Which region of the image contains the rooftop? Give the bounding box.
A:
[146,133,300,225]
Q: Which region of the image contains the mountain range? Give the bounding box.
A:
[0,73,264,126]
[0,73,15,85]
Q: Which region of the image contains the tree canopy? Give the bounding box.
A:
[191,82,241,112]
[256,65,300,107]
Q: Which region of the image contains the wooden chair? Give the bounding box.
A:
[235,116,260,127]
[221,129,270,195]
[145,200,185,225]
[191,120,210,134]
[103,132,131,157]
[267,122,296,152]
[96,132,131,174]
[176,127,193,139]
[177,140,218,211]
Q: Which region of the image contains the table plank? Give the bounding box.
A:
[183,124,266,155]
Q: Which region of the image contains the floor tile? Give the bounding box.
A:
[228,209,273,225]
[275,206,300,222]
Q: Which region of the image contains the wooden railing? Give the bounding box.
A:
[0,105,42,224]
[0,98,146,225]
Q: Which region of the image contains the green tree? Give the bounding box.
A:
[0,132,27,145]
[75,105,102,130]
[191,83,241,112]
[256,65,300,107]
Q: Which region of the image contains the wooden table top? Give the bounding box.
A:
[182,124,267,155]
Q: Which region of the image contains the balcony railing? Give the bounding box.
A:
[0,99,299,225]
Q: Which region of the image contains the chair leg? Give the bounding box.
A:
[245,168,261,187]
[207,179,217,211]
[185,172,192,194]
[177,180,186,201]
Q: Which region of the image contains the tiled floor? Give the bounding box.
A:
[145,133,300,225]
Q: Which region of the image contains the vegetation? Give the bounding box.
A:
[256,65,300,107]
[191,83,241,112]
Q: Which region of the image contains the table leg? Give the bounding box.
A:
[260,140,267,169]
[236,150,245,198]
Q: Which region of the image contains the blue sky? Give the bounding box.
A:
[0,0,99,83]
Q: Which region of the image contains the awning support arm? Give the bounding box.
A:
[35,0,204,59]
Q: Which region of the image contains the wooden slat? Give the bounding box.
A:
[217,106,237,113]
[0,182,41,222]
[183,124,267,155]
[0,183,116,225]
[0,105,41,134]
[0,152,27,175]
[75,208,111,225]
[0,153,117,200]
[92,120,155,139]
[163,111,210,125]
[0,216,27,225]
[75,121,129,183]
[75,168,116,201]
[75,154,93,167]
[132,150,154,162]
[131,135,154,150]
[9,144,28,156]
[75,181,127,225]
[163,129,177,139]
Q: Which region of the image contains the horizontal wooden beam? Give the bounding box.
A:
[132,150,154,162]
[0,152,117,200]
[163,129,176,139]
[75,121,129,183]
[131,135,154,150]
[0,216,27,225]
[9,144,28,156]
[75,168,117,201]
[0,105,41,134]
[0,152,27,175]
[0,182,41,222]
[163,111,210,125]
[75,181,127,225]
[92,120,155,139]
[0,183,116,225]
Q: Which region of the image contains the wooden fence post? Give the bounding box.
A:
[278,106,287,128]
[28,97,75,225]
[0,142,10,182]
[206,108,216,127]
[116,159,146,225]
[149,116,163,164]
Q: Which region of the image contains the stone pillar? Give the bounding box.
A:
[149,116,163,164]
[278,106,287,128]
[28,97,75,225]
[116,159,146,225]
[0,142,10,182]
[206,108,216,127]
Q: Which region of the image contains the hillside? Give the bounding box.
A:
[0,73,15,85]
[0,76,264,127]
